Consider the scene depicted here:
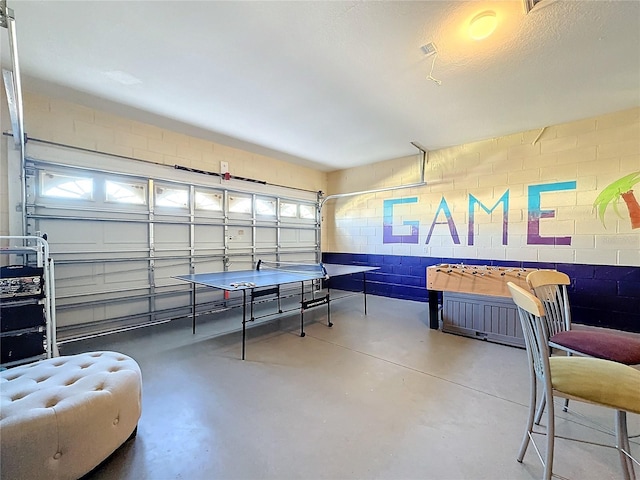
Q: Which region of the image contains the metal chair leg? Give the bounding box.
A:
[534,395,546,425]
[544,390,555,480]
[518,369,537,462]
[616,410,635,480]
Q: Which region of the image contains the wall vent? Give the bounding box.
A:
[523,0,555,14]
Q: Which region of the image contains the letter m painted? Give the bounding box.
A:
[468,190,509,246]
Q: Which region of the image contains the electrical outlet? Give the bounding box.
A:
[220,161,229,174]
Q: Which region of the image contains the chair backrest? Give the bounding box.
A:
[507,282,552,383]
[526,270,572,335]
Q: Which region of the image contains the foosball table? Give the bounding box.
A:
[426,264,550,347]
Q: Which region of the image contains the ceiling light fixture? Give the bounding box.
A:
[469,10,497,40]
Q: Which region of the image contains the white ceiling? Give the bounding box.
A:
[2,1,639,172]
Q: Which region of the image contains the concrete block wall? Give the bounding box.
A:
[324,108,640,332]
[1,90,329,253]
[325,108,640,266]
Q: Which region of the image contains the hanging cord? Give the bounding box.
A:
[427,52,442,86]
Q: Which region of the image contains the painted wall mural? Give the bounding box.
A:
[383,180,578,246]
[383,171,640,253]
[593,171,640,230]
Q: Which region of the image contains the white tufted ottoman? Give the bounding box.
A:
[0,351,142,480]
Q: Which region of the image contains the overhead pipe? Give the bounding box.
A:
[1,2,27,232]
[3,4,25,151]
[2,70,20,146]
[319,142,429,210]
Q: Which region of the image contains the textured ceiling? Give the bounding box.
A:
[1,1,639,171]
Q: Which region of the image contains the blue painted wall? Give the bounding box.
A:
[323,252,640,334]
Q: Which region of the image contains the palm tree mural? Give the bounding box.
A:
[593,171,640,229]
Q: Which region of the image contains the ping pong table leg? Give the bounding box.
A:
[250,290,254,322]
[242,289,247,360]
[192,283,196,334]
[277,285,282,314]
[299,281,306,337]
[362,272,368,315]
[326,279,333,327]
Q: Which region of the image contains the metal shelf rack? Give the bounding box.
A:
[1,235,58,367]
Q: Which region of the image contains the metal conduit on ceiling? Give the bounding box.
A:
[320,142,429,210]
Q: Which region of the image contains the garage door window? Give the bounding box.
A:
[41,172,93,200]
[256,198,276,216]
[280,201,297,218]
[299,204,316,219]
[195,191,223,211]
[229,194,252,214]
[106,180,147,205]
[155,186,188,208]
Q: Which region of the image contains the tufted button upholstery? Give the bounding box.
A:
[1,351,142,480]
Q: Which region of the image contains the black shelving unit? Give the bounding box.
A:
[1,236,58,367]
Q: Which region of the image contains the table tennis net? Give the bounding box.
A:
[256,260,328,278]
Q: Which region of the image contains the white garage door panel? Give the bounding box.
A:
[283,217,317,226]
[58,304,105,328]
[56,250,148,262]
[194,225,224,248]
[195,259,225,274]
[32,205,148,221]
[154,249,191,261]
[38,220,149,260]
[279,253,317,263]
[155,260,192,287]
[256,228,276,246]
[54,263,98,292]
[226,257,253,271]
[57,269,127,299]
[104,222,148,246]
[54,264,116,297]
[105,298,150,319]
[38,219,102,246]
[104,260,150,285]
[280,228,316,247]
[279,229,297,244]
[298,229,317,244]
[154,291,193,313]
[228,227,252,248]
[155,223,189,247]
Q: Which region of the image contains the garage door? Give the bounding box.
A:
[23,143,320,342]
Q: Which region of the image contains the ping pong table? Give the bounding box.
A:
[174,261,378,359]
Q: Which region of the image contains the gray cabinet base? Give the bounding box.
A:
[442,292,524,348]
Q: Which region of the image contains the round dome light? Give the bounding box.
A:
[469,11,497,40]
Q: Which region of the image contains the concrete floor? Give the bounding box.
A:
[63,294,639,480]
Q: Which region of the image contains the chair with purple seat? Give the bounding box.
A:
[525,270,640,366]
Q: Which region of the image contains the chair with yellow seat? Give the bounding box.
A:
[507,281,640,480]
[526,269,640,424]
